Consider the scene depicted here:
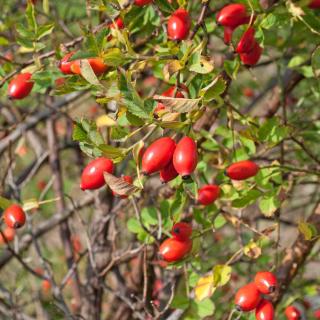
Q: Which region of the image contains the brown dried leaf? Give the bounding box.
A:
[153,95,201,113]
[103,172,140,196]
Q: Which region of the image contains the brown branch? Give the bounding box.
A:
[274,201,320,305]
[0,92,86,155]
[46,110,83,313]
[0,194,94,269]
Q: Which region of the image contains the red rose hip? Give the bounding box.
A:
[226,160,259,180]
[0,227,15,244]
[80,157,114,190]
[3,204,26,229]
[173,136,198,179]
[309,0,320,8]
[239,42,262,66]
[216,4,249,28]
[171,222,192,241]
[236,27,256,54]
[134,0,152,6]
[167,9,191,41]
[8,73,34,99]
[285,305,301,320]
[160,161,178,183]
[159,237,192,262]
[198,185,220,206]
[254,271,278,294]
[59,51,76,74]
[142,137,176,175]
[234,282,261,312]
[256,299,274,320]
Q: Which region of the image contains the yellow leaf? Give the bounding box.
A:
[195,274,216,301]
[96,115,117,127]
[244,240,261,259]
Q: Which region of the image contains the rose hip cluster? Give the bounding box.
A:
[80,157,133,198]
[216,3,262,66]
[1,204,27,244]
[235,271,277,319]
[141,136,198,181]
[159,222,193,262]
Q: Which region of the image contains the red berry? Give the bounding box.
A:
[42,280,52,293]
[243,87,254,97]
[71,235,82,254]
[8,73,34,99]
[167,9,191,41]
[160,161,178,183]
[254,271,278,294]
[224,26,234,44]
[198,184,220,206]
[59,51,76,74]
[309,0,320,8]
[3,204,26,229]
[239,41,262,66]
[256,299,274,320]
[216,4,249,28]
[155,84,189,113]
[234,282,261,312]
[112,175,133,198]
[109,17,125,30]
[285,305,301,320]
[159,237,192,262]
[236,27,256,54]
[134,0,152,6]
[71,57,108,76]
[0,227,15,244]
[141,137,176,175]
[171,222,192,241]
[314,309,320,319]
[80,157,114,190]
[173,136,198,179]
[226,160,259,180]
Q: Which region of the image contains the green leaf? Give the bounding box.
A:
[72,123,88,142]
[260,13,277,30]
[26,2,37,32]
[0,196,12,210]
[141,207,158,225]
[312,46,320,78]
[183,179,198,199]
[194,299,215,318]
[171,295,190,310]
[36,23,55,40]
[288,55,308,68]
[79,59,101,86]
[259,193,280,217]
[119,71,152,119]
[189,53,214,74]
[224,59,240,79]
[0,36,9,46]
[98,144,127,162]
[103,48,128,67]
[16,23,34,39]
[110,126,129,141]
[43,0,49,14]
[199,76,227,103]
[232,190,261,208]
[127,218,143,233]
[298,222,317,241]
